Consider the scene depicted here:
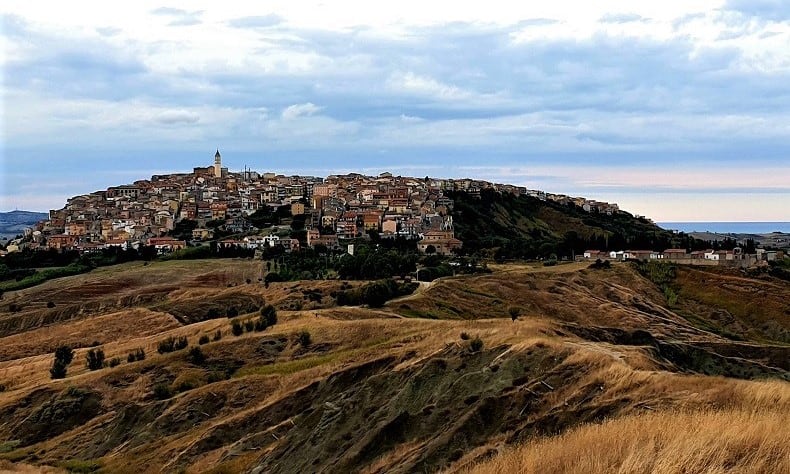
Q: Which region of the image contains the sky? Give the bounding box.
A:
[1,0,789,221]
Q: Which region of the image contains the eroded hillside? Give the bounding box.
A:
[0,259,787,473]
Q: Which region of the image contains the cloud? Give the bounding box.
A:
[281,102,323,120]
[150,7,203,27]
[599,13,644,23]
[155,110,200,125]
[227,14,284,29]
[724,0,790,21]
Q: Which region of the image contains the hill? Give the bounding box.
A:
[449,189,694,259]
[0,211,48,240]
[0,259,787,472]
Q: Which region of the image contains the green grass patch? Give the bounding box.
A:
[0,440,21,454]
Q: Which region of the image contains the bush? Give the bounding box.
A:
[460,332,471,340]
[86,348,105,371]
[508,306,521,321]
[244,320,255,332]
[46,301,55,308]
[158,336,188,354]
[50,345,75,379]
[127,348,146,363]
[198,335,210,345]
[227,307,239,318]
[212,329,222,341]
[254,318,267,332]
[153,383,172,400]
[261,304,278,326]
[231,320,244,336]
[158,337,176,354]
[470,336,484,352]
[174,336,188,350]
[89,340,102,347]
[187,346,206,365]
[298,330,312,347]
[108,357,121,368]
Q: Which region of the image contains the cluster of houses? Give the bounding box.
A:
[1,150,628,258]
[582,247,783,267]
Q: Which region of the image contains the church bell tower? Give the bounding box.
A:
[214,149,222,178]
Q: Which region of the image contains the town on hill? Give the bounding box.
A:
[3,150,617,256]
[1,150,785,276]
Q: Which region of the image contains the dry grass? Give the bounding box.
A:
[466,406,789,474]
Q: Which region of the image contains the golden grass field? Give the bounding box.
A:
[0,258,787,473]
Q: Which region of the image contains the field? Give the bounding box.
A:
[0,258,787,473]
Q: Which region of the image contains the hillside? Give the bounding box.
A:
[0,211,48,240]
[0,259,787,472]
[449,189,692,259]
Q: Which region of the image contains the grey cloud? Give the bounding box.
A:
[156,110,200,124]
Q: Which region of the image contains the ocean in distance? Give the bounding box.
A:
[658,222,790,234]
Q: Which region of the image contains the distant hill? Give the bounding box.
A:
[449,189,693,259]
[0,211,48,239]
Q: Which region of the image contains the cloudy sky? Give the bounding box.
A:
[2,0,789,221]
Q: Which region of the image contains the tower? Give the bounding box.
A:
[214,149,222,178]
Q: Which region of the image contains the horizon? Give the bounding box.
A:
[2,1,790,220]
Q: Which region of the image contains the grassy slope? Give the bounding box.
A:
[0,259,787,473]
[449,189,681,255]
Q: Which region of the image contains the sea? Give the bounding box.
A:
[658,222,790,234]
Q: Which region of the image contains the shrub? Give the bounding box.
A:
[261,304,278,326]
[198,335,210,345]
[298,330,312,347]
[89,340,102,347]
[212,329,222,341]
[227,307,239,318]
[108,357,121,368]
[187,346,206,365]
[50,345,75,379]
[153,383,172,400]
[158,337,176,354]
[174,336,188,351]
[127,348,146,363]
[231,320,244,336]
[244,320,255,332]
[46,301,56,308]
[508,306,521,321]
[246,278,252,284]
[470,336,484,352]
[460,332,471,340]
[50,360,68,379]
[254,318,267,332]
[86,348,105,371]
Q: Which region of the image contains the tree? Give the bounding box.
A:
[187,347,206,365]
[508,306,521,322]
[231,320,244,336]
[298,330,312,347]
[86,348,105,370]
[50,345,75,379]
[261,304,278,326]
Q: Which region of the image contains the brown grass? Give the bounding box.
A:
[466,406,789,474]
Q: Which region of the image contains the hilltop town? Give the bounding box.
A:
[4,150,619,256]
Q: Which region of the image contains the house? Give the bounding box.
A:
[147,237,186,253]
[291,202,305,216]
[192,228,214,240]
[664,249,688,259]
[418,230,462,256]
[47,234,78,250]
